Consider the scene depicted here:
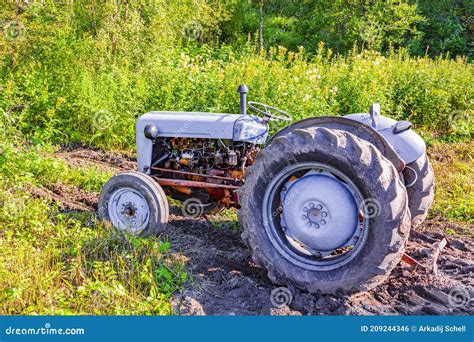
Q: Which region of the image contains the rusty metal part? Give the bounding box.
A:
[152,177,240,190]
[402,253,428,269]
[172,185,192,195]
[151,167,239,182]
[229,169,243,180]
[402,229,448,274]
[218,189,232,207]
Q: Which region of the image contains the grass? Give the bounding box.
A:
[428,140,473,227]
[0,143,112,192]
[209,208,239,231]
[0,144,187,315]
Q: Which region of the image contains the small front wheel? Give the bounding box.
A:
[98,172,169,235]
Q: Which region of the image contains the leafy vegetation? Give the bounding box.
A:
[0,145,187,314]
[0,0,472,315]
[1,0,472,149]
[0,144,112,192]
[429,141,474,225]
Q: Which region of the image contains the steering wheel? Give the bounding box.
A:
[248,101,292,122]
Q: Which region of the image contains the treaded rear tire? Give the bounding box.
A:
[403,154,435,228]
[238,127,410,293]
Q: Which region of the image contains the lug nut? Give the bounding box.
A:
[321,220,326,225]
[322,211,327,217]
[317,204,323,210]
[314,223,320,229]
[314,252,322,258]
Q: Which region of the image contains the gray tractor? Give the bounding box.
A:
[98,85,434,293]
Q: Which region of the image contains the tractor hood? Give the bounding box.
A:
[137,111,268,143]
[135,111,269,173]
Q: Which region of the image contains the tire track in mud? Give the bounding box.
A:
[55,146,136,172]
[38,147,474,316]
[29,147,135,211]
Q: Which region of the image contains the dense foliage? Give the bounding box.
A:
[222,0,473,58]
[1,0,472,149]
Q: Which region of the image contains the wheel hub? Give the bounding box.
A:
[122,202,137,217]
[108,187,150,233]
[302,201,328,228]
[281,173,359,252]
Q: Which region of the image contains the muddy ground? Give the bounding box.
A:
[34,146,473,316]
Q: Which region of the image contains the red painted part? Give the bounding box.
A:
[232,191,239,203]
[151,167,239,182]
[208,169,225,176]
[207,187,225,200]
[151,177,240,190]
[401,253,427,269]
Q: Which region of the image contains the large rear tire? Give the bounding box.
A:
[98,171,169,235]
[238,127,410,293]
[403,154,435,228]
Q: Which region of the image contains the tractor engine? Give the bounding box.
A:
[149,137,259,209]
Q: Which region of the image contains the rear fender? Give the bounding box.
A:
[344,113,426,165]
[267,116,407,171]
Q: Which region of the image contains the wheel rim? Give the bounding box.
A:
[263,162,369,271]
[108,187,150,233]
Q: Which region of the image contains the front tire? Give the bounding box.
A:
[238,127,410,293]
[98,171,169,235]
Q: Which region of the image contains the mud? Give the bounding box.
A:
[166,213,473,316]
[30,183,98,212]
[39,147,473,316]
[55,145,136,173]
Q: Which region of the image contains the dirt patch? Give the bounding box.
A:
[29,183,98,212]
[41,146,473,316]
[55,145,136,173]
[166,212,473,316]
